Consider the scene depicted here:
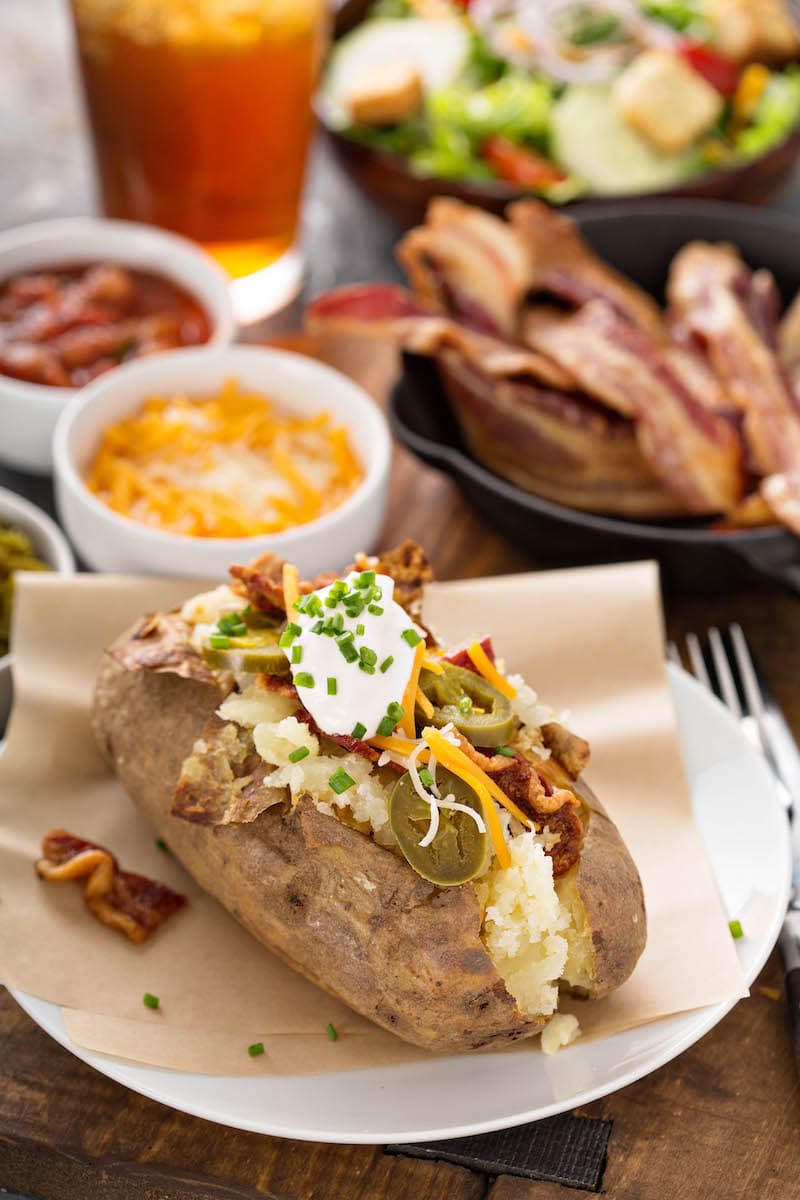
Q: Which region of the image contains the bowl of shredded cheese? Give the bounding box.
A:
[52,346,391,577]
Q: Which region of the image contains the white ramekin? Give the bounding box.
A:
[53,344,392,579]
[0,486,76,734]
[0,217,237,475]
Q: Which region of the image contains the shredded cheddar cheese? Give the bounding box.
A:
[423,727,532,831]
[368,734,430,760]
[467,640,517,700]
[415,686,434,719]
[423,727,510,868]
[282,563,299,614]
[85,379,364,538]
[421,657,444,675]
[399,641,426,739]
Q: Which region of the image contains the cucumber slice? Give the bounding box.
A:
[551,84,697,196]
[320,18,471,129]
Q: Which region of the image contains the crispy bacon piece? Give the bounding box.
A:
[230,552,337,614]
[36,830,186,943]
[668,241,800,480]
[294,708,381,765]
[443,636,496,671]
[508,199,665,341]
[373,539,434,620]
[305,282,434,336]
[456,737,581,877]
[761,469,800,536]
[523,300,745,514]
[257,672,300,701]
[396,198,531,338]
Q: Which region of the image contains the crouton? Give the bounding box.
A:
[346,62,423,127]
[707,0,800,65]
[613,50,724,155]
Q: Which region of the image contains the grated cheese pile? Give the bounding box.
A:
[86,379,363,538]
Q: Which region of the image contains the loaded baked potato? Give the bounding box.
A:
[93,541,646,1053]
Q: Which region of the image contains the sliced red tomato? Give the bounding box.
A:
[482,136,566,188]
[677,42,741,97]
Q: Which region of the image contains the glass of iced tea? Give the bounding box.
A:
[68,0,327,320]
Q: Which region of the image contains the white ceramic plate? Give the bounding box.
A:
[9,664,791,1144]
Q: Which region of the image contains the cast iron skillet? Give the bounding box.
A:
[389,200,800,594]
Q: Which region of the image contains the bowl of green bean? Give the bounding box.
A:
[0,488,75,738]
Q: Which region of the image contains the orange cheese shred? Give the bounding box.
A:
[399,641,426,738]
[423,728,511,869]
[421,657,444,675]
[422,727,533,831]
[415,686,434,719]
[282,563,299,614]
[369,735,430,762]
[467,640,517,700]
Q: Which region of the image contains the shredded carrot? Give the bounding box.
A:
[423,728,510,868]
[84,380,363,538]
[282,563,299,614]
[467,640,517,700]
[399,642,426,738]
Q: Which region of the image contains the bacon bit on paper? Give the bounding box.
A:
[36,829,186,944]
[758,986,782,1002]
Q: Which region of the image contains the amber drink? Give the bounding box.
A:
[70,0,325,317]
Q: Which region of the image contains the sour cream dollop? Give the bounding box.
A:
[287,571,422,739]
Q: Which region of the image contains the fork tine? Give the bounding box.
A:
[708,627,742,718]
[729,624,766,721]
[686,632,712,691]
[666,641,682,667]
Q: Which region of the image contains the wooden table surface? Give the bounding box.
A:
[1,3,800,1197]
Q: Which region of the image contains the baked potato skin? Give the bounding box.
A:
[92,639,543,1052]
[92,624,647,1051]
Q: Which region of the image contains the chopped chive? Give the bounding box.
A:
[330,612,344,632]
[337,629,355,644]
[327,677,338,695]
[376,715,397,737]
[326,1022,339,1042]
[368,605,384,616]
[325,594,338,608]
[310,619,325,635]
[278,629,296,648]
[330,580,348,598]
[329,767,355,794]
[285,622,301,637]
[209,634,230,649]
[495,745,516,757]
[143,992,159,1010]
[295,672,315,689]
[289,746,310,763]
[387,701,404,722]
[457,695,473,715]
[402,628,423,648]
[291,645,303,664]
[356,622,365,637]
[154,836,170,853]
[231,623,247,638]
[351,721,367,739]
[358,570,376,588]
[419,767,435,788]
[248,1041,265,1057]
[729,919,744,939]
[359,647,378,667]
[358,662,376,675]
[379,655,394,674]
[339,640,359,663]
[344,598,365,617]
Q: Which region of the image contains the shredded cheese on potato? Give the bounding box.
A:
[85,379,364,538]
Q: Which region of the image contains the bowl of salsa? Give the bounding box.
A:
[0,217,236,475]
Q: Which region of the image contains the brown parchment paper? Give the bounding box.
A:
[0,563,746,1075]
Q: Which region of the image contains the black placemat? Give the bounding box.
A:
[386,1114,612,1192]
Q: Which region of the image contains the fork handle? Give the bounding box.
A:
[786,967,800,1081]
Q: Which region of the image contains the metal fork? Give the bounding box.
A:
[668,625,800,1081]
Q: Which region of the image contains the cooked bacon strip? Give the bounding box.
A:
[508,199,665,341]
[36,830,186,943]
[443,636,496,671]
[523,300,745,513]
[668,241,800,479]
[396,198,531,338]
[230,552,337,614]
[305,282,433,336]
[256,673,300,701]
[294,707,382,765]
[779,289,800,373]
[373,539,434,621]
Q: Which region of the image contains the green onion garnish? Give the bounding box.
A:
[339,640,359,664]
[325,594,338,608]
[327,677,337,695]
[376,715,396,737]
[345,597,365,617]
[495,746,516,757]
[457,695,473,715]
[729,919,744,939]
[360,647,377,667]
[379,656,394,674]
[356,623,365,637]
[419,767,435,789]
[310,619,325,635]
[295,672,315,689]
[291,646,303,664]
[402,629,422,648]
[329,767,355,795]
[279,629,296,647]
[154,837,169,853]
[351,721,367,739]
[358,663,376,675]
[248,1041,265,1057]
[387,701,404,722]
[289,746,310,763]
[330,580,348,598]
[143,992,159,1010]
[209,634,230,649]
[359,570,376,587]
[368,605,384,616]
[326,1022,338,1042]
